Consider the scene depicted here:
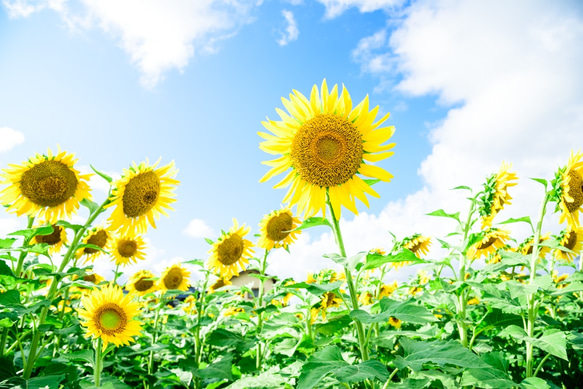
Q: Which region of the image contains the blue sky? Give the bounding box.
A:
[1,0,582,282]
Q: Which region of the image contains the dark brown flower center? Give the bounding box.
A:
[35,225,62,245]
[134,277,154,292]
[163,268,184,290]
[20,160,78,207]
[266,212,293,242]
[84,230,109,254]
[118,239,138,257]
[122,171,160,218]
[217,234,244,266]
[565,171,583,213]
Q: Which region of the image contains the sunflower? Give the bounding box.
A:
[519,233,551,258]
[257,208,301,250]
[259,79,396,218]
[554,226,583,262]
[76,226,111,264]
[159,263,191,292]
[479,162,518,229]
[77,283,142,350]
[208,219,255,278]
[0,148,92,223]
[556,151,583,229]
[32,222,68,255]
[126,270,158,296]
[106,159,179,235]
[109,234,147,267]
[182,295,198,314]
[404,235,432,258]
[208,277,232,293]
[70,272,106,299]
[467,229,510,260]
[358,291,373,305]
[388,317,402,329]
[378,281,398,299]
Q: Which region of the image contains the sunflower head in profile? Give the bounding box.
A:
[479,161,518,229]
[77,283,142,350]
[159,263,191,292]
[32,222,68,255]
[106,159,179,235]
[259,79,396,219]
[553,150,583,229]
[208,219,255,278]
[467,228,510,260]
[70,272,106,299]
[519,233,551,258]
[554,226,583,262]
[109,234,147,267]
[208,277,232,294]
[0,147,92,223]
[76,226,111,264]
[403,234,431,258]
[258,208,301,250]
[126,269,158,296]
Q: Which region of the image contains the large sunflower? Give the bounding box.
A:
[126,270,158,296]
[0,148,92,223]
[106,159,179,235]
[76,226,111,264]
[480,162,518,229]
[257,208,301,250]
[32,222,68,255]
[554,226,583,262]
[259,80,396,218]
[159,263,191,292]
[109,234,147,267]
[208,219,255,278]
[77,283,142,350]
[467,229,510,260]
[557,151,583,229]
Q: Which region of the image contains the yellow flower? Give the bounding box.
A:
[76,226,111,264]
[32,222,68,255]
[109,234,147,267]
[0,147,92,223]
[258,208,301,250]
[208,219,255,278]
[378,281,398,299]
[554,226,583,262]
[557,150,583,229]
[418,270,430,285]
[480,162,518,229]
[358,291,373,306]
[404,235,432,258]
[224,307,245,317]
[319,291,343,321]
[126,270,158,297]
[106,159,179,235]
[259,79,395,218]
[159,263,191,292]
[467,297,480,305]
[77,283,142,350]
[306,272,317,284]
[182,295,198,314]
[520,233,551,258]
[208,277,232,293]
[388,317,401,329]
[467,229,510,260]
[70,272,106,299]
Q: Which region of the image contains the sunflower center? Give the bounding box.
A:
[211,279,226,290]
[163,268,183,290]
[291,114,363,187]
[477,235,497,250]
[95,303,127,334]
[35,225,62,245]
[566,171,583,212]
[564,230,577,250]
[407,242,422,254]
[84,230,109,254]
[134,277,154,292]
[83,274,97,283]
[20,160,78,207]
[118,239,138,257]
[122,171,161,218]
[266,213,293,241]
[217,234,244,266]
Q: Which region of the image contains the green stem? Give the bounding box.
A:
[457,200,476,348]
[14,216,35,277]
[256,249,269,371]
[325,191,369,362]
[0,326,8,357]
[383,368,399,388]
[533,352,551,377]
[112,264,121,285]
[94,338,103,387]
[148,295,165,375]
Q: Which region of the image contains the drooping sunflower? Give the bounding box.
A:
[208,219,255,278]
[556,150,583,229]
[0,148,92,223]
[126,270,158,296]
[32,222,68,255]
[208,277,232,293]
[554,226,583,262]
[467,229,510,260]
[70,272,106,299]
[259,79,396,218]
[76,226,111,264]
[106,159,179,235]
[519,233,551,258]
[109,234,147,267]
[159,263,191,292]
[77,283,142,350]
[257,208,301,250]
[479,162,518,229]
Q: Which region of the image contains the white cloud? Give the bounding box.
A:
[316,0,406,19]
[0,127,25,153]
[183,218,215,239]
[3,0,259,87]
[277,10,299,46]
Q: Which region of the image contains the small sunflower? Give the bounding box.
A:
[467,229,510,260]
[208,277,232,293]
[0,147,92,223]
[257,208,301,250]
[317,291,343,321]
[358,291,373,305]
[388,317,402,329]
[159,263,191,292]
[520,233,551,258]
[378,281,398,299]
[555,150,583,229]
[69,272,105,299]
[208,219,255,278]
[126,270,158,296]
[182,295,198,314]
[479,162,518,229]
[106,159,179,235]
[109,234,147,267]
[77,283,142,350]
[259,79,396,219]
[403,234,432,258]
[32,222,68,255]
[76,226,111,264]
[554,226,583,262]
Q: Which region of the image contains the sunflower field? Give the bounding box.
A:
[1,81,582,389]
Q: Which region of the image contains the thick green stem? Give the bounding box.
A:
[94,338,103,387]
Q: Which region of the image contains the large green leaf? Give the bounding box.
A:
[520,377,551,389]
[285,281,343,296]
[527,330,568,361]
[190,356,233,381]
[291,217,332,232]
[350,298,437,325]
[362,250,426,271]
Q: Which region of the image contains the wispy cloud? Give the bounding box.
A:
[277,9,299,46]
[0,127,25,153]
[183,218,215,239]
[316,0,406,19]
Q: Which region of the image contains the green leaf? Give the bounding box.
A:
[527,330,568,361]
[0,356,16,381]
[80,198,100,214]
[334,360,389,383]
[226,371,288,388]
[451,185,472,191]
[62,349,94,366]
[285,281,343,296]
[362,250,426,271]
[520,377,551,389]
[90,164,113,183]
[205,238,214,245]
[0,238,16,249]
[0,260,15,277]
[8,225,54,241]
[498,325,527,341]
[530,178,548,187]
[315,315,353,336]
[551,282,583,295]
[363,179,381,186]
[55,220,84,233]
[498,216,533,228]
[426,209,460,222]
[190,356,233,381]
[350,299,438,325]
[0,289,21,306]
[291,217,332,232]
[460,352,515,388]
[389,378,431,389]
